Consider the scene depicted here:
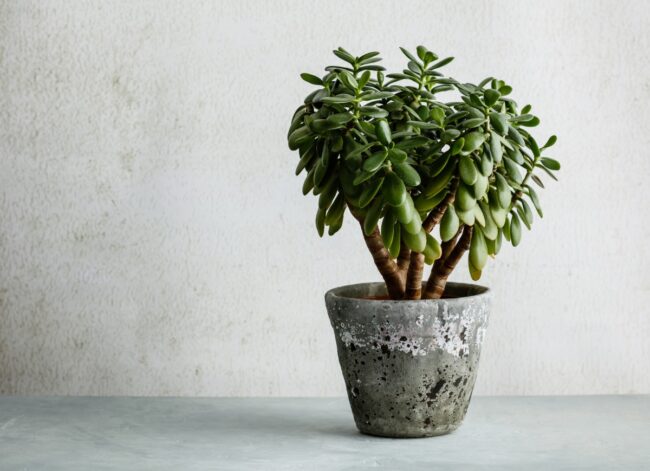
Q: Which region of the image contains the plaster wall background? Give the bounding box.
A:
[1,0,649,396]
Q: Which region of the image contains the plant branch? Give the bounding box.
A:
[349,207,405,299]
[422,225,473,299]
[404,252,424,299]
[423,178,459,233]
[396,243,411,275]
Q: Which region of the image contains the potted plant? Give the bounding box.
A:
[287,46,559,437]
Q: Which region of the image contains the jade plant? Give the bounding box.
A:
[287,46,559,300]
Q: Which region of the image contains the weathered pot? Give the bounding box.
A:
[325,282,490,438]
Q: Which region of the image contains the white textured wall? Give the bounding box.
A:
[1,0,649,396]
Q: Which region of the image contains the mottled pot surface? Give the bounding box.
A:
[325,282,491,438]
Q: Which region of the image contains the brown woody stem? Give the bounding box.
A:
[404,252,424,299]
[396,243,411,276]
[422,225,473,299]
[348,207,405,299]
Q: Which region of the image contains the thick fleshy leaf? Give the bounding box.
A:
[459,154,478,185]
[540,157,561,171]
[469,228,488,270]
[383,172,407,207]
[440,205,460,242]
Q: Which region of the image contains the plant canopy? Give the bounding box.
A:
[287,46,559,300]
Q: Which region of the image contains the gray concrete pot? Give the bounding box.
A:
[325,282,490,438]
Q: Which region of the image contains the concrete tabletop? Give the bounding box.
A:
[0,396,648,470]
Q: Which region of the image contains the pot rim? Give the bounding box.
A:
[325,281,490,305]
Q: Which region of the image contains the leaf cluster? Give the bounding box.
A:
[287,46,559,279]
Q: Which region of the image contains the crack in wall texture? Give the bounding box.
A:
[0,0,649,396]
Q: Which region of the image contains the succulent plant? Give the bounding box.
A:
[288,46,559,300]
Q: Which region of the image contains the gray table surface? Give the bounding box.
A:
[0,396,648,470]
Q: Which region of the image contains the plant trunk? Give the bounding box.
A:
[404,252,424,299]
[422,225,473,299]
[360,224,405,299]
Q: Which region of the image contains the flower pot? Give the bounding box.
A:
[325,282,490,438]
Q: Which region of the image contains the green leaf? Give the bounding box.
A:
[527,135,541,158]
[321,95,354,104]
[469,228,488,270]
[440,205,460,242]
[468,258,482,281]
[499,85,513,96]
[510,212,522,246]
[462,118,486,129]
[489,112,508,135]
[463,132,486,153]
[295,145,316,175]
[347,142,374,158]
[474,173,489,199]
[414,190,448,212]
[358,70,371,88]
[388,148,407,164]
[302,166,315,195]
[451,138,465,155]
[480,150,492,175]
[459,154,478,185]
[479,202,498,240]
[394,194,415,224]
[359,176,385,208]
[333,48,356,65]
[399,47,421,65]
[540,157,561,171]
[531,174,545,188]
[393,162,421,187]
[457,183,476,211]
[325,193,346,225]
[503,157,523,183]
[496,173,512,208]
[407,120,439,130]
[483,89,500,106]
[430,107,445,126]
[519,200,534,228]
[358,51,380,62]
[362,91,394,101]
[315,208,326,237]
[288,125,313,150]
[423,234,442,261]
[526,186,543,217]
[300,73,323,85]
[423,162,454,197]
[353,168,380,186]
[407,60,422,74]
[327,113,354,125]
[388,224,401,258]
[338,71,359,90]
[381,210,396,248]
[363,150,388,173]
[490,203,508,227]
[456,207,475,225]
[363,199,384,236]
[473,204,485,226]
[403,210,423,235]
[383,172,407,207]
[543,135,557,149]
[508,126,525,147]
[402,228,427,253]
[429,57,454,70]
[520,116,540,127]
[375,119,392,146]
